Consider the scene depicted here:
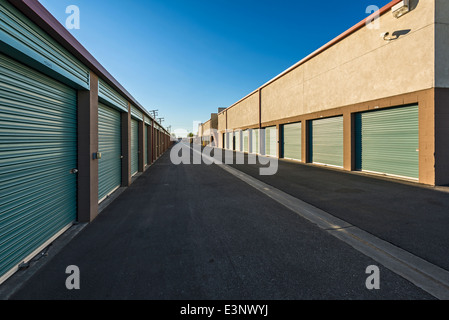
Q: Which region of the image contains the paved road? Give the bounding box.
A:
[217,150,449,272]
[8,146,433,300]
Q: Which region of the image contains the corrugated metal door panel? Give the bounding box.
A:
[144,125,148,165]
[229,132,234,150]
[131,119,139,175]
[282,122,302,161]
[130,105,143,121]
[355,105,419,179]
[265,126,277,157]
[251,129,259,154]
[310,116,343,167]
[235,131,241,152]
[0,53,76,280]
[98,79,128,113]
[0,1,90,88]
[243,130,249,153]
[98,103,121,202]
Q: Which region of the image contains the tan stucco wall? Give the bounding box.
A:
[261,0,435,123]
[218,112,226,132]
[201,120,214,139]
[226,92,259,130]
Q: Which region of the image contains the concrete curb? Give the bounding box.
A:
[188,145,449,300]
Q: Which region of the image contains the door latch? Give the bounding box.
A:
[70,168,79,174]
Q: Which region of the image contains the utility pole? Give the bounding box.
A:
[149,110,159,118]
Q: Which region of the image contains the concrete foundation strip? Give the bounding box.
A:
[189,145,449,300]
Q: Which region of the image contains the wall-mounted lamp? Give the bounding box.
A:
[392,0,410,19]
[381,32,395,41]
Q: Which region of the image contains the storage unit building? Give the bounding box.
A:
[207,1,449,186]
[0,0,94,282]
[0,0,173,285]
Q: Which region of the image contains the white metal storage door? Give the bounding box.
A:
[243,130,249,153]
[251,129,259,154]
[265,126,277,157]
[310,116,343,167]
[0,54,77,282]
[227,132,232,150]
[282,122,301,161]
[235,131,241,152]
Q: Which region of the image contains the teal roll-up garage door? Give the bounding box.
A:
[131,119,139,176]
[144,125,148,166]
[282,122,302,161]
[0,54,77,282]
[265,126,277,157]
[98,103,121,202]
[243,130,249,153]
[251,129,259,154]
[355,105,419,179]
[310,116,343,167]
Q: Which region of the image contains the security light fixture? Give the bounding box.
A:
[392,0,410,19]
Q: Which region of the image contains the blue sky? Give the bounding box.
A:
[39,0,392,135]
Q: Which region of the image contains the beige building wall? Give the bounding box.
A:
[226,92,260,130]
[218,112,226,147]
[261,0,435,123]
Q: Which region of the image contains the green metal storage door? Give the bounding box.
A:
[243,130,249,153]
[265,126,277,157]
[355,105,419,179]
[0,54,77,282]
[144,125,148,166]
[98,103,121,202]
[251,129,259,154]
[310,116,343,167]
[131,119,139,176]
[282,122,301,161]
